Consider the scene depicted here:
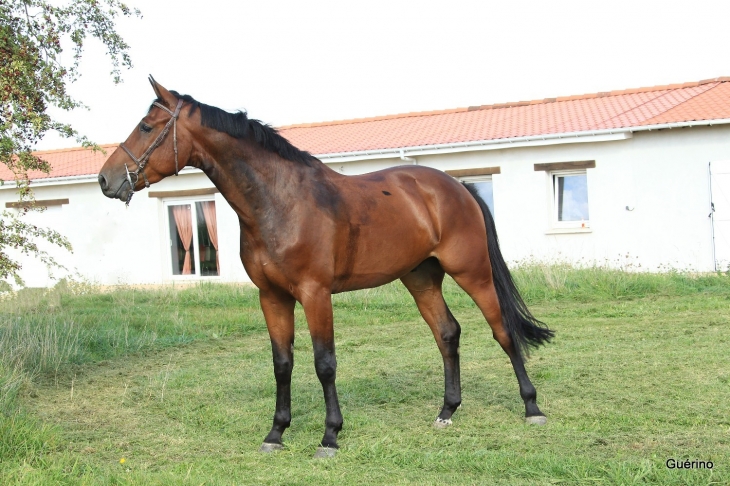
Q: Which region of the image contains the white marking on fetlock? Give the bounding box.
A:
[259,442,284,453]
[313,447,337,458]
[525,415,548,425]
[433,417,452,429]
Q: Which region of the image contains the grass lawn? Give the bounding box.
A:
[0,268,728,484]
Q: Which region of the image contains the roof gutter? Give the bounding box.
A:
[399,148,417,165]
[316,118,730,163]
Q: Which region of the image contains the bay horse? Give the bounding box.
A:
[98,77,554,457]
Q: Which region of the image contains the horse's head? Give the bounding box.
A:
[98,76,191,204]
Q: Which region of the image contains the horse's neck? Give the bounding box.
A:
[200,139,332,228]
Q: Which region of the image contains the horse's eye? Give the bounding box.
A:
[140,123,153,133]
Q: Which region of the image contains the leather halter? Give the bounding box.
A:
[119,99,184,205]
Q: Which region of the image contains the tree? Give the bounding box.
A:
[0,0,140,284]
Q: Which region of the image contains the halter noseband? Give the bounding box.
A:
[119,98,184,205]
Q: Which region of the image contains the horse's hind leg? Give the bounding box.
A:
[401,258,462,427]
[450,266,546,423]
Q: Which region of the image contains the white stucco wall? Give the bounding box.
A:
[2,125,727,287]
[0,170,249,287]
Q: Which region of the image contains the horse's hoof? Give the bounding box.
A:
[433,417,453,429]
[259,442,283,453]
[313,447,337,459]
[525,415,548,425]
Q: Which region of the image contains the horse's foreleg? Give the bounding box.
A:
[401,258,462,428]
[259,289,296,452]
[301,288,343,457]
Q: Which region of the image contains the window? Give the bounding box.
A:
[534,161,594,232]
[446,168,501,218]
[461,176,495,216]
[166,200,219,277]
[552,170,589,227]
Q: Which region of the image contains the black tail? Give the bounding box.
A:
[462,183,554,358]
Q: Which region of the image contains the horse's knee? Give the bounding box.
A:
[315,362,336,382]
[439,324,461,356]
[440,323,461,344]
[273,358,292,381]
[272,346,293,381]
[313,348,337,383]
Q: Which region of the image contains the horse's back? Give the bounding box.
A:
[348,164,483,235]
[351,164,462,191]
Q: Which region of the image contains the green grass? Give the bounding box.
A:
[0,267,728,484]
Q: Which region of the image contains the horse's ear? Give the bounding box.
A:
[148,75,177,109]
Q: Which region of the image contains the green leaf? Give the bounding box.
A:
[0,0,140,284]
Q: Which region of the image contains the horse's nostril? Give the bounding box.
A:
[98,174,107,190]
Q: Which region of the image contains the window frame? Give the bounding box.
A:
[549,169,590,230]
[162,196,220,280]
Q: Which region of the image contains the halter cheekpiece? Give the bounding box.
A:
[120,98,184,205]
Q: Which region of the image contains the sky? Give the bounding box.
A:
[37,0,730,150]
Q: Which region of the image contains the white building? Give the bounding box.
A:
[3,78,730,287]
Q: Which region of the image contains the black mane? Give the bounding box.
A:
[152,91,317,166]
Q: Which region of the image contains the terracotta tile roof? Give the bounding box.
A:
[4,78,730,182]
[0,144,117,183]
[279,77,730,154]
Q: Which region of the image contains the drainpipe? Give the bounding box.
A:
[400,149,417,165]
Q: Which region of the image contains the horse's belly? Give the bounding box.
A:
[332,226,433,293]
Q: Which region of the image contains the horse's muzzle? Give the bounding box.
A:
[98,171,130,201]
[98,174,109,192]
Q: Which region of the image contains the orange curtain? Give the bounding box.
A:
[200,201,219,273]
[172,205,193,274]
